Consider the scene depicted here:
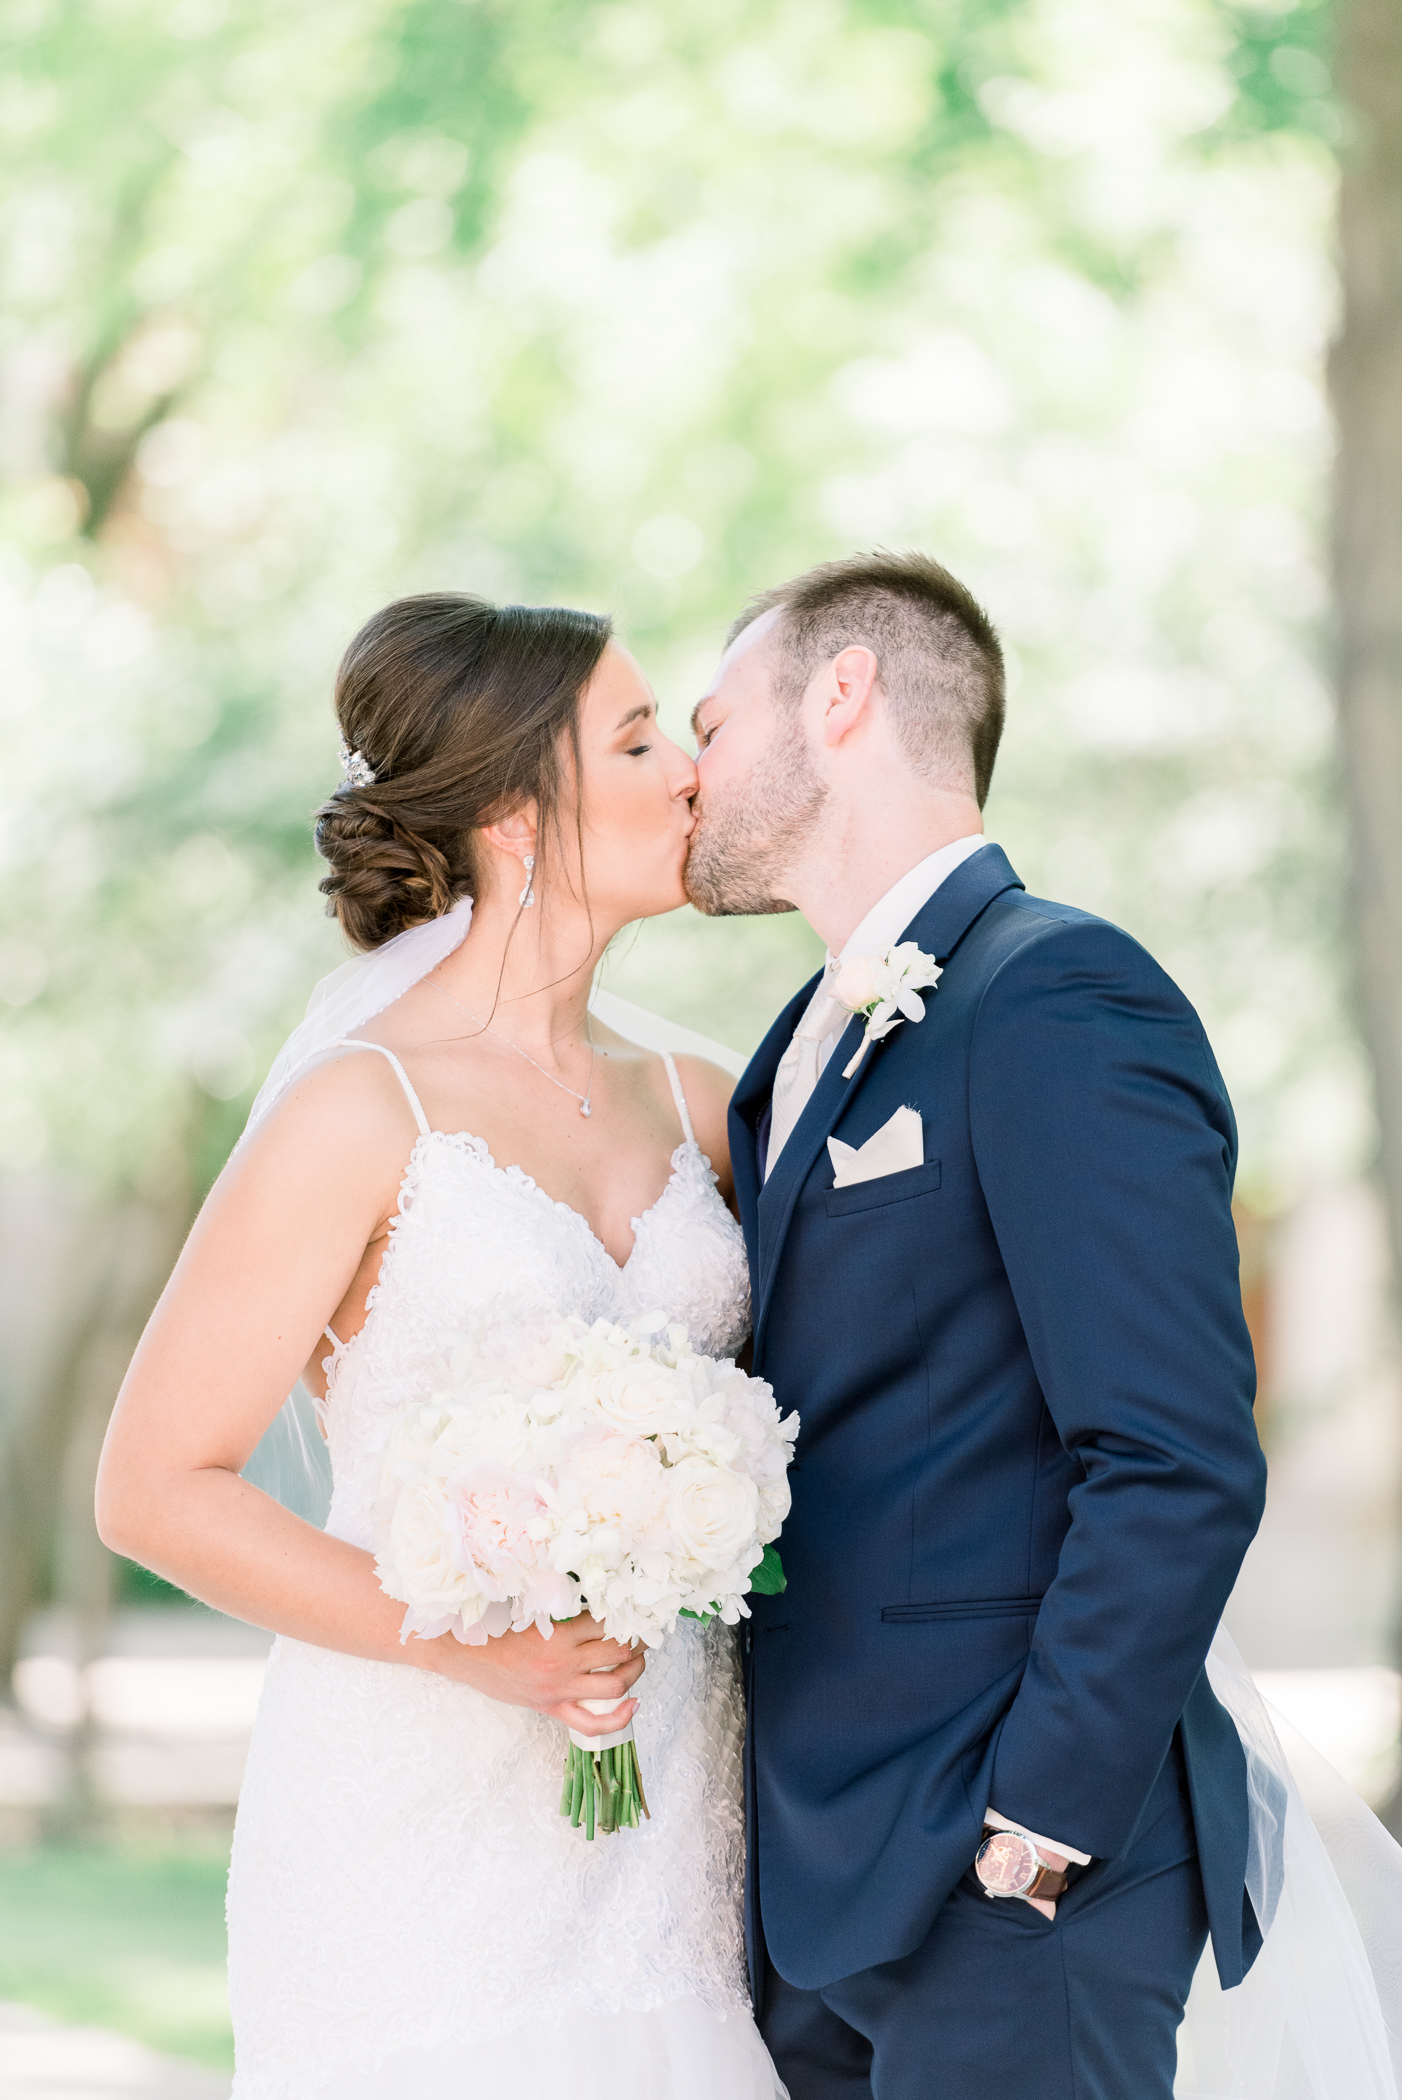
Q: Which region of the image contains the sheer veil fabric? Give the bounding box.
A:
[239,892,477,1148]
[1177,1629,1402,2097]
[239,898,1402,2094]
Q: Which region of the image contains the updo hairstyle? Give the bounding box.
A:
[314,593,613,951]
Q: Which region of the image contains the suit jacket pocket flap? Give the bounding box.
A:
[824,1159,942,1217]
[881,1595,1044,1623]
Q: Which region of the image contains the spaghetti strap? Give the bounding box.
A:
[661,1051,696,1148]
[328,1038,432,1138]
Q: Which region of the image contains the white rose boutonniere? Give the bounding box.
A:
[831,941,943,1078]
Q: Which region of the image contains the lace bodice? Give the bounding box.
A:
[319,1043,751,1552]
[226,1041,767,2100]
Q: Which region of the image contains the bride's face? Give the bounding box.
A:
[570,642,698,922]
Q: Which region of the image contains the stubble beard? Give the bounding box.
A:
[684,725,828,917]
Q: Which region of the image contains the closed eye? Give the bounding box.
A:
[626,741,652,757]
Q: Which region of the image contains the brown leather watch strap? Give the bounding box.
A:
[1023,1858,1070,1900]
[979,1823,1070,1900]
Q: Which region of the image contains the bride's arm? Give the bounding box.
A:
[94,1052,643,1735]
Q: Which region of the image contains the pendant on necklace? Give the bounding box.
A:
[580,1101,592,1117]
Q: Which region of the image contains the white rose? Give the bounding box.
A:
[379,1478,479,1616]
[831,955,883,1012]
[668,1460,760,1572]
[586,1360,687,1437]
[429,1412,497,1478]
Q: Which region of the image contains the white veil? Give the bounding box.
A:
[236,897,744,1519]
[1177,1625,1402,2098]
[239,892,477,1148]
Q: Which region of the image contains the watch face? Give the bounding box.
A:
[976,1830,1038,1897]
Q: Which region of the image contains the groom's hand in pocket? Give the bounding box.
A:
[425,1613,645,1732]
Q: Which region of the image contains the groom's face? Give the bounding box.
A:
[684,610,827,917]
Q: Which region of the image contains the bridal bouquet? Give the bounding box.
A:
[373,1312,798,1837]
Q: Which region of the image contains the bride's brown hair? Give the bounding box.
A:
[314,593,613,952]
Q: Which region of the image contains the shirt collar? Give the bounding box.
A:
[834,835,989,968]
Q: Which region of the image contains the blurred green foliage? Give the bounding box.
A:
[1220,0,1336,141]
[0,1842,233,2066]
[0,0,1351,1217]
[115,1557,190,1605]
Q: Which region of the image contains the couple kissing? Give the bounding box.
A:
[103,550,1370,2100]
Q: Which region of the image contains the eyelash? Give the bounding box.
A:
[626,742,651,757]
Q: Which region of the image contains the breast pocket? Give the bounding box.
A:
[824,1159,942,1218]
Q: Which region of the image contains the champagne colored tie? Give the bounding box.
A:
[767,986,845,1177]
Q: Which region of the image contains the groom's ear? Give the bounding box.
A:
[818,645,881,749]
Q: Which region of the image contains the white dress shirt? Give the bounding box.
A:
[764,834,988,1180]
[763,831,1088,1880]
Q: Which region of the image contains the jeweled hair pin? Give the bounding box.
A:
[338,736,377,789]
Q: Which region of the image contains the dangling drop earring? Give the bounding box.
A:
[518,854,536,909]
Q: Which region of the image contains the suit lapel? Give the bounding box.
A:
[750,845,1025,1357]
[730,971,822,1282]
[750,1004,872,1355]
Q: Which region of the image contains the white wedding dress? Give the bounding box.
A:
[225,1038,784,2100]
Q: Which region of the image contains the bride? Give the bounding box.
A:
[94,592,786,2099]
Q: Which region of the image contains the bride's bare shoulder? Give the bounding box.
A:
[227,1045,424,1193]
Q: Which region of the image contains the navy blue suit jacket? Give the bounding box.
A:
[729,846,1267,1995]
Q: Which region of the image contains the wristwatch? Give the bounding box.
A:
[974,1824,1070,1902]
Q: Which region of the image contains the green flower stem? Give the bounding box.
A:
[560,1739,650,1840]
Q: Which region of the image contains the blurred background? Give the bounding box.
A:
[2,0,1401,2088]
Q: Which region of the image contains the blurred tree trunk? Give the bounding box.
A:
[1329,0,1402,1837]
[0,1180,114,1694]
[44,1184,192,1837]
[0,1168,189,1839]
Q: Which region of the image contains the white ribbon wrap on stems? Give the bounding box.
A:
[570,1700,637,1756]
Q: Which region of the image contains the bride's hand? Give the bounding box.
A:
[418,1615,646,1735]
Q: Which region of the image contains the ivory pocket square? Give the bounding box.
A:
[828,1106,924,1189]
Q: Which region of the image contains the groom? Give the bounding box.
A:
[685,551,1268,2099]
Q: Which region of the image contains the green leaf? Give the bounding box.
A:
[748,1544,787,1596]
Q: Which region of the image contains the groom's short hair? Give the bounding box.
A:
[727,550,1005,807]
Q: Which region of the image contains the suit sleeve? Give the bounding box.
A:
[969,915,1266,1860]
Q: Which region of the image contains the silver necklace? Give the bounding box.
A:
[425,978,598,1117]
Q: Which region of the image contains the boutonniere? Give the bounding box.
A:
[831,942,943,1078]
